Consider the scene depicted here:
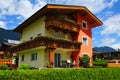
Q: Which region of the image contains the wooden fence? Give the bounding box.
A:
[107,60,120,67]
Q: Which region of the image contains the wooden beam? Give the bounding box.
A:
[49,49,54,67]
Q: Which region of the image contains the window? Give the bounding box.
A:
[21,55,24,62]
[82,37,88,45]
[54,32,63,39]
[82,21,88,30]
[31,53,37,61]
[30,37,33,40]
[37,33,41,37]
[65,34,68,39]
[54,53,61,67]
[64,33,72,40]
[54,33,60,39]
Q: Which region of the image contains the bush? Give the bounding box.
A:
[81,54,90,67]
[93,58,107,67]
[18,64,30,70]
[0,65,9,70]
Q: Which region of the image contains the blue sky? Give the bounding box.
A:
[0,0,120,49]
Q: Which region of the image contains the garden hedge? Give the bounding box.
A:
[93,60,107,67]
[93,59,107,67]
[0,65,9,70]
[0,68,120,80]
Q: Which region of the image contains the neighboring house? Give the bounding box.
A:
[93,50,120,67]
[12,4,102,68]
[0,28,20,66]
[93,51,120,60]
[0,41,18,59]
[93,46,118,60]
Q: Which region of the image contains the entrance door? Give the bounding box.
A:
[54,53,61,67]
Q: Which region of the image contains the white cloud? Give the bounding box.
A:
[0,21,7,29]
[107,0,118,8]
[101,14,120,36]
[101,37,116,46]
[0,0,46,18]
[111,43,120,50]
[33,0,46,12]
[105,11,114,17]
[0,0,14,9]
[98,37,120,50]
[98,11,114,21]
[53,0,118,14]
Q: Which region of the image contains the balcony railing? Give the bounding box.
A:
[45,16,80,33]
[0,59,12,65]
[12,36,82,52]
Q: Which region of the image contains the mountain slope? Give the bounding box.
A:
[93,46,117,52]
[0,28,20,43]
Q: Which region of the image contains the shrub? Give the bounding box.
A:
[18,64,30,70]
[0,65,9,70]
[93,58,107,67]
[81,54,90,67]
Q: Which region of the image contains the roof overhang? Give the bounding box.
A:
[14,4,103,33]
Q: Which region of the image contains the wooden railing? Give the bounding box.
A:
[45,16,80,33]
[107,60,120,67]
[12,36,82,52]
[0,59,12,65]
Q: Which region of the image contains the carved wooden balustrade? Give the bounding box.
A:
[45,16,80,33]
[0,59,12,65]
[12,36,82,52]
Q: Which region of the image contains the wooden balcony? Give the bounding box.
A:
[45,16,80,33]
[12,36,82,52]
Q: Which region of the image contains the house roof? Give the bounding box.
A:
[2,42,18,46]
[14,4,103,33]
[93,51,120,54]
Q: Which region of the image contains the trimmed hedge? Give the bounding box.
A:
[0,68,120,80]
[93,59,107,67]
[0,65,9,70]
[93,61,107,67]
[18,64,31,70]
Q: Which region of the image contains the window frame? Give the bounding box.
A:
[82,36,88,45]
[21,55,24,62]
[30,36,33,41]
[31,53,37,61]
[82,20,88,30]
